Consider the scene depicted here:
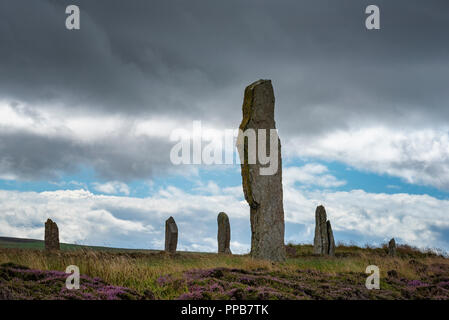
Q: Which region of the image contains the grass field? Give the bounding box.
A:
[1,239,449,299]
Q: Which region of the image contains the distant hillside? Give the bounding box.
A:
[0,237,45,250]
[0,236,196,254]
[0,236,42,244]
[0,236,120,251]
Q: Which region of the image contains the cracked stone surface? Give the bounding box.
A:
[313,206,335,256]
[165,216,178,253]
[217,212,232,254]
[237,79,285,262]
[44,219,60,251]
[389,238,397,257]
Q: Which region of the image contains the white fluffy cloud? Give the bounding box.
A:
[3,100,449,195]
[286,127,449,190]
[284,163,346,188]
[284,188,449,249]
[0,189,153,248]
[92,181,130,196]
[1,164,449,253]
[0,185,250,252]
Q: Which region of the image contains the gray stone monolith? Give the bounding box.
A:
[388,238,396,257]
[217,212,232,254]
[327,220,336,257]
[237,79,286,262]
[314,205,328,255]
[313,205,335,256]
[44,218,60,251]
[165,216,178,253]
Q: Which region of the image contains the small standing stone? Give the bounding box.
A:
[44,218,60,251]
[217,212,232,254]
[327,220,336,257]
[165,216,178,253]
[313,205,335,256]
[313,205,328,255]
[388,238,396,257]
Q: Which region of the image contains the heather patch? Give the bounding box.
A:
[0,263,153,300]
[1,244,448,300]
[157,264,449,300]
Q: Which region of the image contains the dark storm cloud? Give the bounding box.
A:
[0,130,174,181]
[1,0,448,122]
[0,132,83,179]
[1,0,449,181]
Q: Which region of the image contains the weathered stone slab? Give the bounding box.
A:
[44,218,60,251]
[217,212,232,254]
[237,79,286,262]
[165,216,178,253]
[327,220,336,257]
[388,238,396,257]
[313,205,328,255]
[313,205,335,256]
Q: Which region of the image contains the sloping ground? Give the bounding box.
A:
[2,260,449,300]
[0,237,87,250]
[0,237,42,244]
[0,243,448,299]
[0,263,154,300]
[0,236,209,254]
[158,262,449,300]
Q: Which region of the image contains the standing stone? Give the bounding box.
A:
[217,212,232,254]
[165,216,178,253]
[388,238,396,257]
[44,219,60,251]
[313,206,335,256]
[314,205,328,255]
[327,220,336,257]
[237,80,286,262]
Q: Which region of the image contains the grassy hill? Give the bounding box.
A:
[0,236,80,250]
[0,240,448,299]
[0,236,205,253]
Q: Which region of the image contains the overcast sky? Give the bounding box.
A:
[1,0,449,253]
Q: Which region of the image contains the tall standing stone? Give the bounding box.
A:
[388,238,396,257]
[313,206,335,256]
[165,216,178,253]
[44,218,60,251]
[217,212,232,254]
[237,79,286,262]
